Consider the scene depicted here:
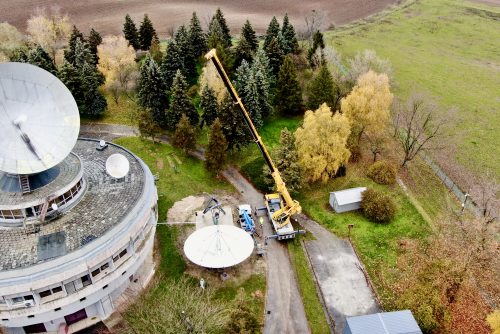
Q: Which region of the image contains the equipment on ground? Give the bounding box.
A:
[184,225,254,268]
[238,204,256,234]
[204,49,302,240]
[0,62,80,175]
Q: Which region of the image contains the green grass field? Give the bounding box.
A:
[327,0,500,180]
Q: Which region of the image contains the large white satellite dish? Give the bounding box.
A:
[184,225,254,269]
[0,62,80,175]
[105,153,130,179]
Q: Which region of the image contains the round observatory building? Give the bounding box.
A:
[0,63,158,334]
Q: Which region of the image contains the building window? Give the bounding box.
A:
[113,248,129,264]
[23,323,47,333]
[0,298,6,305]
[38,286,63,299]
[11,295,33,304]
[65,274,92,295]
[91,268,100,277]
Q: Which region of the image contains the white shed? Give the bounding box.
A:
[329,187,367,213]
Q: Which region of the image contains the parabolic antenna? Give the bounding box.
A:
[105,153,130,179]
[184,225,254,269]
[0,62,80,175]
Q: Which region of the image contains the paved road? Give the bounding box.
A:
[80,124,310,334]
[294,214,380,334]
[223,167,310,334]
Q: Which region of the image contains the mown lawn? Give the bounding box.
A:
[327,0,500,180]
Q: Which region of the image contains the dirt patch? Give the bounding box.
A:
[3,0,398,37]
[156,158,163,170]
[167,195,206,223]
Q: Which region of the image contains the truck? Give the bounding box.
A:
[205,49,302,240]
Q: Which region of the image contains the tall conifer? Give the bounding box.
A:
[307,65,336,110]
[123,14,140,50]
[138,14,156,50]
[274,56,303,115]
[138,56,168,127]
[189,12,207,57]
[200,86,218,128]
[166,70,198,130]
[205,118,228,176]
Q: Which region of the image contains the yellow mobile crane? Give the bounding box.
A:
[205,49,302,240]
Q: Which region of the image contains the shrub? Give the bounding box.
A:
[367,160,397,185]
[361,188,396,223]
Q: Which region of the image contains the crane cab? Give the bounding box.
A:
[264,194,296,240]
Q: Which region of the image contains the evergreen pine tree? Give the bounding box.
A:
[88,28,102,63]
[160,40,184,89]
[241,20,258,53]
[123,14,140,50]
[64,25,85,65]
[79,62,107,115]
[253,48,275,85]
[264,37,284,76]
[149,35,163,63]
[218,93,250,150]
[27,45,57,75]
[308,30,325,67]
[58,61,84,107]
[137,56,168,127]
[166,70,198,130]
[200,86,218,128]
[281,13,299,54]
[172,114,197,153]
[263,16,280,50]
[207,17,225,49]
[263,128,302,191]
[274,55,303,115]
[210,8,231,48]
[205,118,228,176]
[234,20,257,68]
[174,25,196,81]
[251,55,274,118]
[138,14,156,50]
[188,12,207,58]
[307,65,336,110]
[235,60,263,128]
[73,38,104,85]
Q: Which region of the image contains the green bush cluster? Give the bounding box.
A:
[367,160,397,185]
[361,188,396,223]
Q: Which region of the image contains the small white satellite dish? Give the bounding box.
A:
[105,153,130,179]
[184,225,254,269]
[51,203,58,211]
[99,140,106,147]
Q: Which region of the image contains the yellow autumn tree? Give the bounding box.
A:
[97,35,138,103]
[341,70,393,145]
[295,103,351,183]
[26,9,71,62]
[0,22,24,58]
[488,310,500,334]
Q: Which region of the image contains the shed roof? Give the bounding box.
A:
[330,187,367,206]
[346,310,422,334]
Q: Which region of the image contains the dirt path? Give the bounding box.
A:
[294,214,380,334]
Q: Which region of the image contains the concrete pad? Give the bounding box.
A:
[195,206,234,230]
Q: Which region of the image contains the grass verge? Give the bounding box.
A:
[288,238,331,334]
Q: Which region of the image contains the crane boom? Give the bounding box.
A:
[205,49,301,229]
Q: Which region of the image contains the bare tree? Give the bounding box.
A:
[302,9,327,46]
[470,173,499,224]
[393,94,452,167]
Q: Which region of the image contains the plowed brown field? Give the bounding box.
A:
[0,0,397,37]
